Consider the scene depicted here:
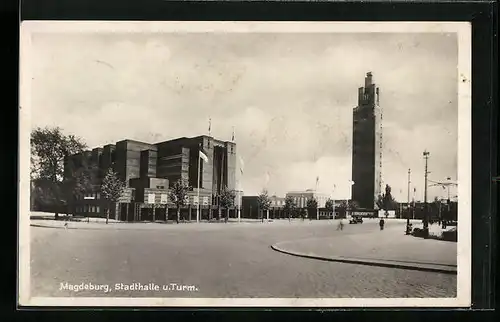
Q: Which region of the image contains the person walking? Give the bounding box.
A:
[337,218,344,231]
[379,218,385,230]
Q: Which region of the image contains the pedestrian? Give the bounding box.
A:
[379,218,385,230]
[337,218,344,231]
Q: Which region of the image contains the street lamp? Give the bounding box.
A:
[423,151,430,237]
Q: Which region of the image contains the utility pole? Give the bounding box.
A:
[407,169,411,216]
[446,176,451,211]
[423,151,430,236]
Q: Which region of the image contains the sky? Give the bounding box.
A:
[29,31,459,202]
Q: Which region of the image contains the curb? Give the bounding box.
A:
[29,219,342,230]
[30,223,126,231]
[270,244,457,275]
[29,220,292,231]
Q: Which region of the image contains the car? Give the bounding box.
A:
[349,216,363,224]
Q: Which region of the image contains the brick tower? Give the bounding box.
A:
[351,72,383,209]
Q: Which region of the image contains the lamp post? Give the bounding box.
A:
[423,151,430,237]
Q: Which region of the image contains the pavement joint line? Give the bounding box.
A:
[270,244,457,275]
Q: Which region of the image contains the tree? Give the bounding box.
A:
[325,198,334,211]
[100,168,125,224]
[168,179,190,224]
[433,196,442,223]
[62,154,99,218]
[376,184,396,217]
[306,197,318,220]
[325,198,334,218]
[347,200,359,217]
[151,203,165,222]
[336,200,348,219]
[219,186,236,223]
[257,189,272,222]
[283,195,297,221]
[31,126,87,219]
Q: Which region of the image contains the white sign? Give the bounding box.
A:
[378,210,396,218]
[160,194,168,204]
[184,195,189,204]
[147,193,155,204]
[193,196,199,205]
[352,211,373,217]
[203,196,209,205]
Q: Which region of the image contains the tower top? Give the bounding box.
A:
[365,72,374,87]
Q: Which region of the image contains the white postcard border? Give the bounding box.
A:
[18,21,472,308]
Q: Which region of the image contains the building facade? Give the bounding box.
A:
[64,135,237,220]
[241,195,286,219]
[351,72,383,209]
[285,190,330,208]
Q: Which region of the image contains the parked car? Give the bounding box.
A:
[349,216,363,224]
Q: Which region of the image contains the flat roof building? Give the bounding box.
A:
[64,135,237,220]
[285,190,330,208]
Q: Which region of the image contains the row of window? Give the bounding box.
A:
[77,205,101,213]
[144,193,211,206]
[76,192,101,200]
[288,197,328,208]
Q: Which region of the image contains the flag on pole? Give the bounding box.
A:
[231,126,235,142]
[208,118,211,136]
[199,150,209,163]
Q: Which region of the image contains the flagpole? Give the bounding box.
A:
[197,144,201,223]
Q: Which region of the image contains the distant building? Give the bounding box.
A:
[285,190,330,208]
[270,195,286,208]
[241,195,285,219]
[351,72,383,209]
[64,135,237,221]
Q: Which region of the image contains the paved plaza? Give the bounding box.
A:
[29,218,457,298]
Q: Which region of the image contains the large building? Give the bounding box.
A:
[351,72,383,209]
[64,135,237,220]
[285,190,330,208]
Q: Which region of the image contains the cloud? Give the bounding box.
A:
[29,31,458,202]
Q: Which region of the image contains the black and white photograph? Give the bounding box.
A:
[18,21,471,307]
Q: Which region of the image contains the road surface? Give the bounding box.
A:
[30,219,456,298]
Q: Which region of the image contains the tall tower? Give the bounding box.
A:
[351,72,382,209]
